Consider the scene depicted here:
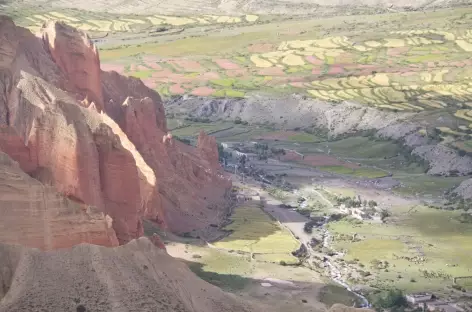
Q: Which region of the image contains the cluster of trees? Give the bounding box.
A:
[303,220,317,233]
[234,117,249,125]
[458,212,472,224]
[370,259,389,270]
[184,116,211,123]
[217,143,225,162]
[457,199,471,211]
[370,289,408,312]
[336,196,378,208]
[254,143,269,160]
[420,269,452,279]
[271,147,286,156]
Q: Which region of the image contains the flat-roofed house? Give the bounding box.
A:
[406,292,434,304]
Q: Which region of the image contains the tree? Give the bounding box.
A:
[368,200,377,208]
[234,117,242,124]
[380,209,391,221]
[371,289,407,311]
[217,143,225,161]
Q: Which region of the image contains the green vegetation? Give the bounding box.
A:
[213,89,246,98]
[324,187,357,198]
[170,121,234,137]
[456,277,472,291]
[318,165,388,178]
[267,187,290,200]
[318,284,364,308]
[329,205,472,292]
[253,253,300,265]
[393,174,468,196]
[210,78,235,87]
[180,244,320,291]
[369,289,408,312]
[287,133,321,143]
[316,137,402,159]
[129,70,153,78]
[214,205,300,262]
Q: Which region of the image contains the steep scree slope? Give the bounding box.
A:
[0,237,260,312]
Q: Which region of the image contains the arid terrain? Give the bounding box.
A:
[1,0,472,311]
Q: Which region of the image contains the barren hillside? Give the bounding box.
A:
[3,0,470,16]
[0,238,262,312]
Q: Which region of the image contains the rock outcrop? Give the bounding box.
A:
[0,238,261,312]
[0,17,231,248]
[0,151,118,250]
[412,145,472,176]
[453,178,472,199]
[166,95,472,180]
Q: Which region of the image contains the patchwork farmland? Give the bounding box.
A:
[66,7,472,136]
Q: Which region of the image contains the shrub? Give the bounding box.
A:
[370,289,407,310]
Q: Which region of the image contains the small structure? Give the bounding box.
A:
[406,292,434,304]
[251,195,261,201]
[426,301,464,312]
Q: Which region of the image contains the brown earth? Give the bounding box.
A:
[0,17,231,248]
[0,237,263,312]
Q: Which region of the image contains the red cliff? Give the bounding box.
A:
[0,16,231,249]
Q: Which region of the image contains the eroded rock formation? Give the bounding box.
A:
[0,16,231,248]
[0,151,118,250]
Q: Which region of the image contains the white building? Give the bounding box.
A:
[406,293,434,304]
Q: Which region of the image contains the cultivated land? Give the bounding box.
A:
[4,1,472,310]
[213,203,301,264]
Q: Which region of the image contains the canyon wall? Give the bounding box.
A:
[0,16,230,248]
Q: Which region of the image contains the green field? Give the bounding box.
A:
[324,187,357,198]
[328,205,472,292]
[393,174,468,196]
[178,244,321,290]
[318,165,389,179]
[314,137,403,160]
[287,133,322,143]
[169,122,234,137]
[214,205,300,264]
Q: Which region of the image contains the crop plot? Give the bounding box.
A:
[88,7,472,127]
[18,11,261,34]
[214,204,300,264]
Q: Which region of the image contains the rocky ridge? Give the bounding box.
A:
[0,16,231,248]
[166,95,472,194]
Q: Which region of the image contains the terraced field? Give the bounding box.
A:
[80,7,472,136]
[10,10,261,34]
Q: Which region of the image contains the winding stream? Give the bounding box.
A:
[321,225,371,308]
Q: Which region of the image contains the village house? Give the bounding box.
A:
[339,205,371,221]
[405,292,434,304]
[338,204,383,222]
[425,301,464,312]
